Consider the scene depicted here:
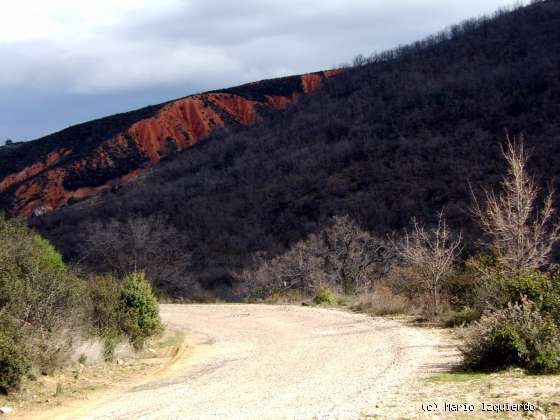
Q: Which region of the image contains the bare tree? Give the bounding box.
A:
[352,54,367,67]
[472,135,560,275]
[395,211,462,316]
[233,242,322,298]
[321,216,392,294]
[233,215,393,298]
[79,216,193,293]
[274,240,323,293]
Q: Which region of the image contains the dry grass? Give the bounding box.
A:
[0,329,185,418]
[265,289,308,304]
[373,336,560,419]
[351,286,411,316]
[414,370,560,419]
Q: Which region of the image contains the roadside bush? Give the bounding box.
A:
[119,272,163,350]
[461,298,560,374]
[0,215,165,392]
[88,272,165,357]
[265,289,306,304]
[383,266,423,300]
[0,214,86,376]
[450,253,560,321]
[313,286,336,305]
[443,307,480,327]
[87,275,123,359]
[483,269,560,323]
[493,270,560,328]
[502,271,552,305]
[446,253,502,311]
[0,332,29,394]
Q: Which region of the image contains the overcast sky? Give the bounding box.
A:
[0,0,518,142]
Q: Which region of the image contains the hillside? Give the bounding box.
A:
[30,1,560,297]
[0,71,341,217]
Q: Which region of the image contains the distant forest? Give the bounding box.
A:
[34,0,560,298]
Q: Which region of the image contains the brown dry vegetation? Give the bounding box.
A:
[0,329,185,418]
[379,368,560,419]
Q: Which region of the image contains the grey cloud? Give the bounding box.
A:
[0,0,516,141]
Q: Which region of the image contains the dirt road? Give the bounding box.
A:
[42,304,456,419]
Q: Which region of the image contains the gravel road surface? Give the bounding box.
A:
[44,304,454,419]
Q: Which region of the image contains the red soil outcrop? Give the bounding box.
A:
[0,70,343,218]
[301,74,323,93]
[265,95,295,108]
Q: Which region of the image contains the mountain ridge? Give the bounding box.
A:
[0,70,342,217]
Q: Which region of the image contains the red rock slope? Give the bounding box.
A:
[0,70,343,218]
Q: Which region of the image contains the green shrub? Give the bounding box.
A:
[446,252,523,312]
[0,216,165,390]
[443,308,480,328]
[503,271,551,304]
[498,271,560,324]
[0,332,29,394]
[484,325,528,367]
[0,214,86,380]
[451,255,560,321]
[32,235,66,272]
[119,272,163,350]
[87,272,165,357]
[313,286,336,305]
[87,275,123,359]
[446,253,499,308]
[461,298,560,374]
[541,268,560,324]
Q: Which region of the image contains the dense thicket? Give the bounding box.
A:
[34,0,560,298]
[0,215,162,393]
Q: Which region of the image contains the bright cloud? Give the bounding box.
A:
[0,1,180,42]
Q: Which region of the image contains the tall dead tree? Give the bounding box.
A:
[472,135,560,275]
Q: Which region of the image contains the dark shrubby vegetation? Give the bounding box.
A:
[33,1,560,300]
[217,73,307,102]
[454,265,560,368]
[87,275,125,359]
[233,216,394,299]
[77,216,193,297]
[0,215,162,393]
[0,214,85,384]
